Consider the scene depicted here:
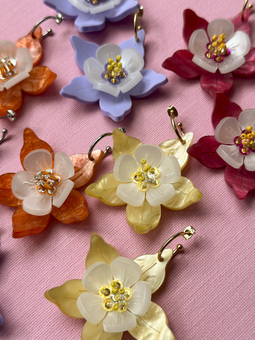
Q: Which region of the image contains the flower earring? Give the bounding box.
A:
[162,1,254,96]
[45,229,195,339]
[0,13,63,118]
[60,7,168,121]
[85,106,202,234]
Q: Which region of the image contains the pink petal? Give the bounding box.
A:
[230,8,250,34]
[224,165,255,199]
[183,9,208,46]
[233,47,255,78]
[212,94,242,129]
[200,71,234,97]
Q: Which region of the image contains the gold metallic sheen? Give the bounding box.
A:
[81,321,123,340]
[112,128,142,160]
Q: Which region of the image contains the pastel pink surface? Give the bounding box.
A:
[0,1,255,340]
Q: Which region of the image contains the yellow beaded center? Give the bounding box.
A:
[205,34,230,63]
[234,125,255,155]
[132,159,160,192]
[103,55,126,84]
[100,280,132,313]
[33,168,62,196]
[0,57,18,81]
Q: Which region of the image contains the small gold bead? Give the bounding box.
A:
[112,303,119,311]
[141,159,146,165]
[220,33,225,39]
[212,35,218,42]
[119,288,125,294]
[241,133,247,139]
[246,126,252,132]
[116,55,121,62]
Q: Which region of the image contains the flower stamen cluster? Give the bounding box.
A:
[0,56,18,81]
[33,168,62,196]
[234,126,255,155]
[103,55,127,84]
[100,280,132,313]
[132,158,160,192]
[85,0,108,5]
[205,33,230,63]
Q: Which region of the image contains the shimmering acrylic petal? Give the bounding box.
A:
[68,0,91,13]
[118,71,143,94]
[52,179,74,208]
[225,165,255,199]
[233,47,255,77]
[16,47,33,73]
[96,44,122,65]
[226,31,251,58]
[128,281,151,316]
[93,80,120,97]
[54,152,75,179]
[11,171,35,199]
[212,94,242,129]
[81,321,123,340]
[244,153,255,171]
[23,192,52,216]
[116,183,145,207]
[0,40,17,59]
[111,256,142,287]
[188,29,208,56]
[121,48,144,73]
[217,144,243,169]
[146,183,176,207]
[207,19,234,41]
[0,173,21,207]
[82,262,112,293]
[238,109,255,130]
[103,310,136,333]
[214,117,240,143]
[218,56,246,74]
[84,57,105,84]
[113,154,138,182]
[134,144,163,167]
[23,149,52,174]
[159,156,181,184]
[183,9,209,46]
[192,55,217,73]
[77,292,106,324]
[200,71,234,96]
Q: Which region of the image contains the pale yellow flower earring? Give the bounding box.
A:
[86,106,202,234]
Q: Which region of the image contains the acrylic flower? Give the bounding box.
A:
[45,234,176,339]
[188,94,255,199]
[61,32,167,121]
[85,128,202,233]
[162,8,255,96]
[0,128,89,238]
[43,0,139,32]
[0,27,56,117]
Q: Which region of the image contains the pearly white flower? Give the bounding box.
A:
[68,0,121,15]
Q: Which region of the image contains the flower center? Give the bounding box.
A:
[132,159,160,191]
[234,126,255,155]
[102,55,127,85]
[0,57,18,81]
[33,168,62,196]
[85,0,108,5]
[100,280,132,313]
[205,34,230,63]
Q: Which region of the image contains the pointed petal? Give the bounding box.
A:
[112,128,142,161]
[217,144,243,169]
[103,310,136,333]
[11,171,35,200]
[74,12,106,33]
[81,321,123,340]
[159,156,181,184]
[226,31,250,58]
[22,192,52,216]
[200,71,234,96]
[188,29,208,56]
[52,179,74,208]
[82,262,112,292]
[121,48,144,73]
[0,85,22,115]
[230,8,250,34]
[183,9,208,46]
[16,27,42,66]
[113,154,137,182]
[0,173,21,207]
[192,55,217,73]
[225,164,255,199]
[116,183,145,207]
[146,184,176,206]
[119,29,145,57]
[207,19,234,41]
[212,94,242,129]
[238,109,255,130]
[128,281,151,316]
[214,117,240,143]
[233,47,255,77]
[23,149,52,174]
[54,152,75,179]
[20,66,56,94]
[77,292,106,324]
[71,36,99,71]
[99,92,132,122]
[96,44,122,65]
[134,144,163,167]
[244,153,255,171]
[111,257,142,287]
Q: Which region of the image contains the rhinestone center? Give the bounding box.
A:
[205,33,230,63]
[132,159,160,192]
[102,55,127,85]
[0,57,18,81]
[85,0,108,5]
[234,125,255,155]
[100,280,132,312]
[33,168,62,196]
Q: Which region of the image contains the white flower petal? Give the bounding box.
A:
[128,281,151,316]
[226,31,251,58]
[159,156,181,184]
[68,0,90,13]
[121,48,144,73]
[238,109,255,130]
[96,44,122,66]
[244,153,255,171]
[216,144,243,169]
[207,19,234,41]
[192,55,217,73]
[84,57,105,84]
[188,29,209,56]
[52,179,74,208]
[134,144,163,167]
[89,0,117,14]
[22,192,52,216]
[11,171,35,200]
[218,55,246,74]
[214,117,240,144]
[0,40,17,59]
[82,262,112,293]
[116,183,145,207]
[103,310,136,333]
[23,149,52,174]
[146,183,176,206]
[54,152,74,179]
[113,155,138,182]
[93,80,120,97]
[118,71,143,93]
[77,292,106,324]
[68,0,120,14]
[111,257,142,287]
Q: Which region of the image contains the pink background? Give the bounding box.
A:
[1,0,255,339]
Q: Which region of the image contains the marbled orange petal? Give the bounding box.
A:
[12,207,51,238]
[0,173,21,207]
[51,189,89,224]
[20,128,54,169]
[69,150,104,189]
[0,86,22,116]
[20,66,56,95]
[16,26,43,66]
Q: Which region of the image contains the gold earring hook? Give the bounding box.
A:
[242,0,253,20]
[88,128,126,161]
[134,6,143,42]
[31,13,64,39]
[167,105,186,145]
[158,226,196,262]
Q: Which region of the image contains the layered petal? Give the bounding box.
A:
[82,262,112,293]
[207,19,234,41]
[96,44,122,65]
[103,310,136,333]
[111,257,142,287]
[146,183,176,206]
[52,179,74,208]
[226,31,250,58]
[214,117,240,144]
[238,109,255,130]
[11,171,35,199]
[113,154,137,182]
[134,144,163,167]
[188,29,208,56]
[77,292,106,324]
[99,92,132,121]
[23,149,52,174]
[116,183,145,207]
[218,55,246,74]
[121,48,144,73]
[159,156,181,184]
[216,144,243,168]
[54,152,75,179]
[244,152,255,171]
[128,281,151,316]
[22,192,52,216]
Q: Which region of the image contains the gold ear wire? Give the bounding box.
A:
[134,6,143,42]
[242,0,253,20]
[167,105,186,145]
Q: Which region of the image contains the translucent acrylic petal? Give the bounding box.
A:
[134,144,163,167]
[11,171,35,199]
[159,156,181,184]
[96,44,122,66]
[111,256,142,287]
[218,55,246,74]
[23,149,53,174]
[238,109,255,130]
[84,57,105,84]
[214,117,240,144]
[146,183,176,206]
[82,262,112,293]
[113,155,138,182]
[128,281,151,316]
[54,152,75,179]
[93,80,120,97]
[118,71,143,93]
[116,183,145,207]
[77,292,106,324]
[216,145,243,168]
[207,19,234,41]
[0,40,17,59]
[22,192,52,216]
[192,55,218,73]
[121,48,144,73]
[68,0,90,13]
[226,31,251,58]
[244,152,255,171]
[103,310,136,333]
[52,179,74,208]
[188,29,208,56]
